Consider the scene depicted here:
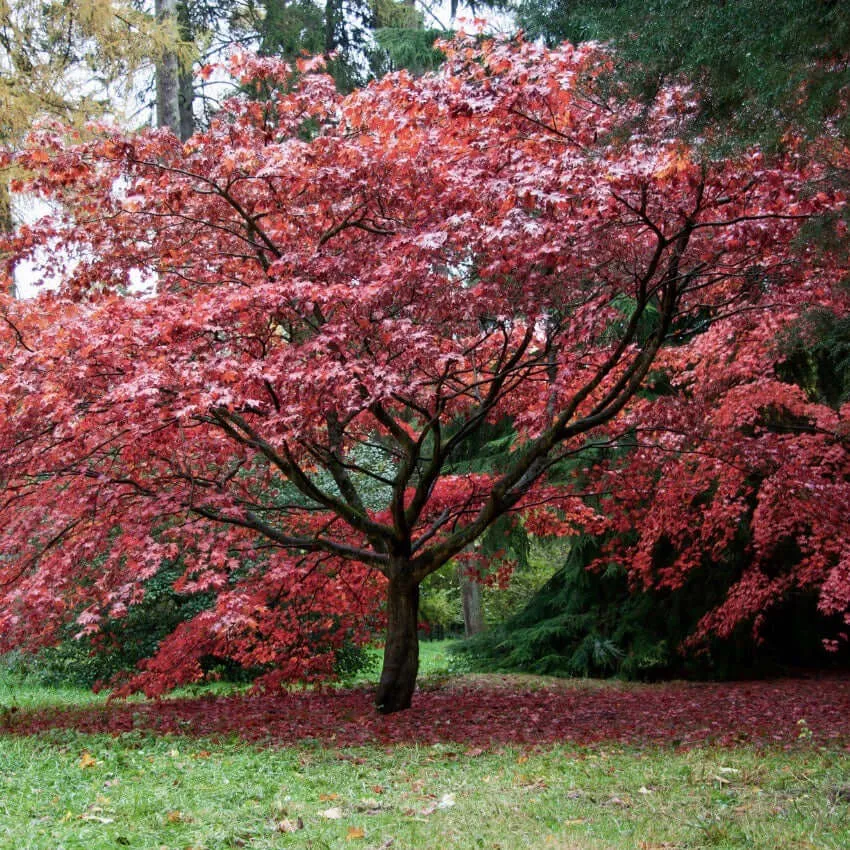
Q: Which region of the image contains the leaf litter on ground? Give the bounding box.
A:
[4,674,850,749]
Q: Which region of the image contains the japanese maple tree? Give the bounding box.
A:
[593,255,850,655]
[0,36,842,712]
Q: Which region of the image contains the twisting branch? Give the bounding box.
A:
[1,315,35,353]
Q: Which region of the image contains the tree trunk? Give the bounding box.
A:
[461,573,484,637]
[178,66,194,141]
[0,179,15,296]
[155,0,181,135]
[177,1,194,141]
[375,575,420,714]
[324,0,340,53]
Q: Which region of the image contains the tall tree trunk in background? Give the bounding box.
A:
[324,0,340,53]
[461,571,484,637]
[177,1,194,141]
[155,0,180,135]
[178,67,194,140]
[1,180,14,297]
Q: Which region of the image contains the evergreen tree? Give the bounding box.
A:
[507,0,850,148]
[0,1,184,139]
[229,0,451,89]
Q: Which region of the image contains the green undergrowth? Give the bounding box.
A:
[0,731,848,849]
[341,639,474,686]
[0,639,467,710]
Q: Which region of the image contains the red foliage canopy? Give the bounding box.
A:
[595,243,850,649]
[0,37,844,707]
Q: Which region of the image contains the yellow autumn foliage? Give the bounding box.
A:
[0,0,194,139]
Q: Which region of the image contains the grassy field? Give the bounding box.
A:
[1,644,849,849]
[2,730,848,849]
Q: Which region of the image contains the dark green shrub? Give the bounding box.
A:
[21,561,214,688]
[333,640,380,684]
[461,531,848,681]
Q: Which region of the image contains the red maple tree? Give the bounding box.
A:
[0,37,843,712]
[595,257,850,652]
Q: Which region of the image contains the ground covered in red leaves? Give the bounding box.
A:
[3,675,850,749]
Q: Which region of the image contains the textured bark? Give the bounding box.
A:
[177,1,194,141]
[178,67,194,141]
[375,575,420,714]
[461,574,484,637]
[0,180,14,296]
[155,0,180,135]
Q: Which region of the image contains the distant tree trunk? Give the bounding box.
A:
[178,69,194,140]
[1,181,15,296]
[177,1,194,141]
[461,572,484,637]
[155,0,181,135]
[375,572,420,714]
[324,0,340,52]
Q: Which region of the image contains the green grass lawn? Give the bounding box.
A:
[1,731,848,849]
[340,638,470,688]
[2,645,850,849]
